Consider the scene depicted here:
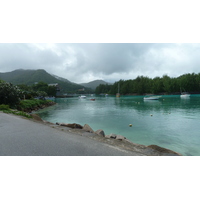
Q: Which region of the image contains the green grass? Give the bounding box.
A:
[0,104,32,118]
[2,110,32,118]
[1,99,54,118]
[18,99,45,109]
[18,99,54,111]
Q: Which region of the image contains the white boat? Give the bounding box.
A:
[180,92,190,98]
[144,96,161,100]
[79,95,86,99]
[180,87,190,98]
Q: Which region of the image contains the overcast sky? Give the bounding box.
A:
[1,1,200,83]
[0,43,200,83]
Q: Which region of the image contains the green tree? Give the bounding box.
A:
[33,82,48,92]
[0,80,23,106]
[95,84,112,94]
[32,82,56,96]
[162,75,172,94]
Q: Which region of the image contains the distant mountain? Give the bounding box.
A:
[81,80,111,90]
[51,74,71,83]
[0,69,88,93]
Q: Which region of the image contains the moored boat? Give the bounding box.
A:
[180,87,190,98]
[144,96,161,100]
[180,92,190,98]
[79,95,86,99]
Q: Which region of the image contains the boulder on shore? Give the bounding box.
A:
[105,134,126,141]
[59,123,83,129]
[95,129,105,137]
[105,134,117,139]
[83,124,94,133]
[116,135,126,140]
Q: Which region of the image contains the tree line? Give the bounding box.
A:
[95,73,200,95]
[0,80,57,107]
[17,82,57,98]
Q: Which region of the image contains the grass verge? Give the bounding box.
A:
[0,104,32,118]
[0,99,55,118]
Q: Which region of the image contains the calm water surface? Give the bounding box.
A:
[37,95,200,156]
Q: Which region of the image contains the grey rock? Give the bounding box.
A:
[83,124,94,133]
[105,134,117,139]
[60,123,83,129]
[95,129,105,137]
[116,135,126,140]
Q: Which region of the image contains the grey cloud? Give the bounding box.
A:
[0,43,64,72]
[1,43,200,83]
[63,43,154,76]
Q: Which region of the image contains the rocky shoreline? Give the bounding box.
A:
[31,113,182,156]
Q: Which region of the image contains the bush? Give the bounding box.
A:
[17,99,53,111]
[0,104,10,111]
[0,81,23,106]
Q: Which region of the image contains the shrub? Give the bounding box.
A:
[0,81,23,106]
[17,99,53,111]
[0,104,10,111]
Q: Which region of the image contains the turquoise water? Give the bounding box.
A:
[36,95,200,156]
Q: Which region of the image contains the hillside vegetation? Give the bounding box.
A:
[81,80,111,90]
[0,79,56,117]
[0,69,90,94]
[95,73,200,95]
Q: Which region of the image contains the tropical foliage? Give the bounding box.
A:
[18,81,57,98]
[95,73,200,95]
[0,80,23,106]
[17,99,53,111]
[0,79,55,110]
[0,69,90,94]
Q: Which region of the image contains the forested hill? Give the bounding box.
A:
[81,80,110,90]
[0,69,88,93]
[95,73,200,95]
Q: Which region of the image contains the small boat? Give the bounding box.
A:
[79,95,86,99]
[90,98,95,101]
[144,96,161,100]
[180,88,190,98]
[180,92,190,98]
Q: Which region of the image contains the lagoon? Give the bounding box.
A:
[36,95,200,156]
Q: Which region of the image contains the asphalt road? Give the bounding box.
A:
[0,112,145,156]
